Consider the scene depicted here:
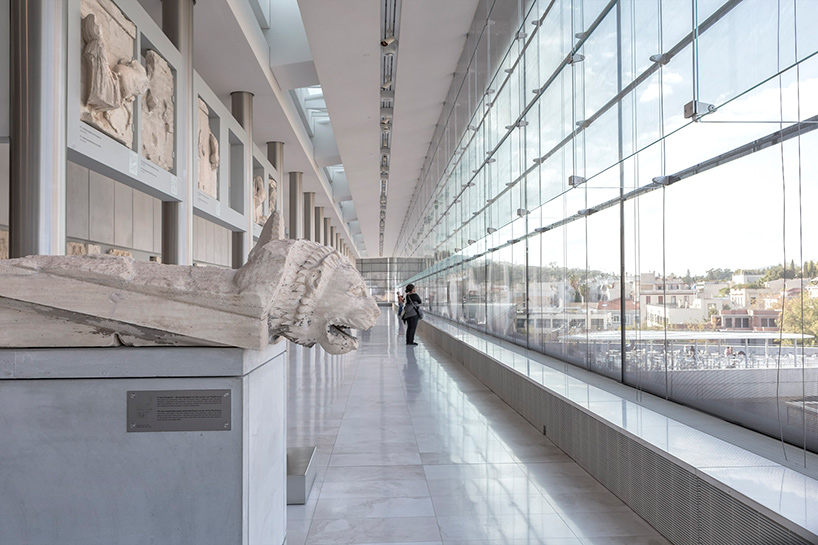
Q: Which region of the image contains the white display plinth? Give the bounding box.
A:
[0,342,287,545]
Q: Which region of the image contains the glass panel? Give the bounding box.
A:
[697,0,790,110]
[398,0,818,455]
[586,205,622,379]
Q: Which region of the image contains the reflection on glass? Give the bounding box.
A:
[397,0,818,455]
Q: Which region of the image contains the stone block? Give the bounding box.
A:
[88,171,114,244]
[66,161,90,240]
[113,181,133,249]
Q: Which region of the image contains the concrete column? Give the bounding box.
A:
[302,192,315,241]
[266,141,284,174]
[231,91,254,268]
[329,226,336,251]
[323,218,332,248]
[9,0,67,257]
[335,233,340,251]
[314,206,324,245]
[288,172,303,239]
[161,0,194,265]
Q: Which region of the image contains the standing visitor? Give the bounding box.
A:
[397,291,405,316]
[403,284,422,346]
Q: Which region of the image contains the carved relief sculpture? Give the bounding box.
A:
[141,50,175,171]
[197,98,219,198]
[253,175,267,225]
[0,214,379,354]
[80,0,148,148]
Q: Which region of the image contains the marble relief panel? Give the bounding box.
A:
[141,50,174,171]
[197,98,219,198]
[80,0,147,148]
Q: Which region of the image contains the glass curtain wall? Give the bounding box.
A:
[358,258,428,303]
[398,0,818,455]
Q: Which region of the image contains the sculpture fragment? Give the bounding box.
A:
[66,242,88,256]
[0,230,8,260]
[80,0,148,148]
[0,214,379,354]
[107,248,133,257]
[141,50,175,171]
[268,176,277,214]
[197,99,219,198]
[253,175,267,225]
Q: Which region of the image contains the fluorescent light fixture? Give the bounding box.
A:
[381,35,395,47]
[381,80,392,90]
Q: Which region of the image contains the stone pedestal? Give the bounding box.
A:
[0,342,287,545]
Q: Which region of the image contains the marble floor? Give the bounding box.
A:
[286,310,671,545]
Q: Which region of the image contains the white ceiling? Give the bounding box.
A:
[298,0,479,256]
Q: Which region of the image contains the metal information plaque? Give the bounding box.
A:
[127,389,231,432]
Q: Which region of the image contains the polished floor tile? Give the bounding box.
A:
[313,496,436,519]
[322,465,426,483]
[306,516,442,544]
[287,311,667,545]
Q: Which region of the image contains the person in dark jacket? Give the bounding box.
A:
[404,284,422,346]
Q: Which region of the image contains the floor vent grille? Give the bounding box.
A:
[544,394,812,545]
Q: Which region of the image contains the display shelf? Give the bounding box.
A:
[194,72,250,232]
[193,189,246,233]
